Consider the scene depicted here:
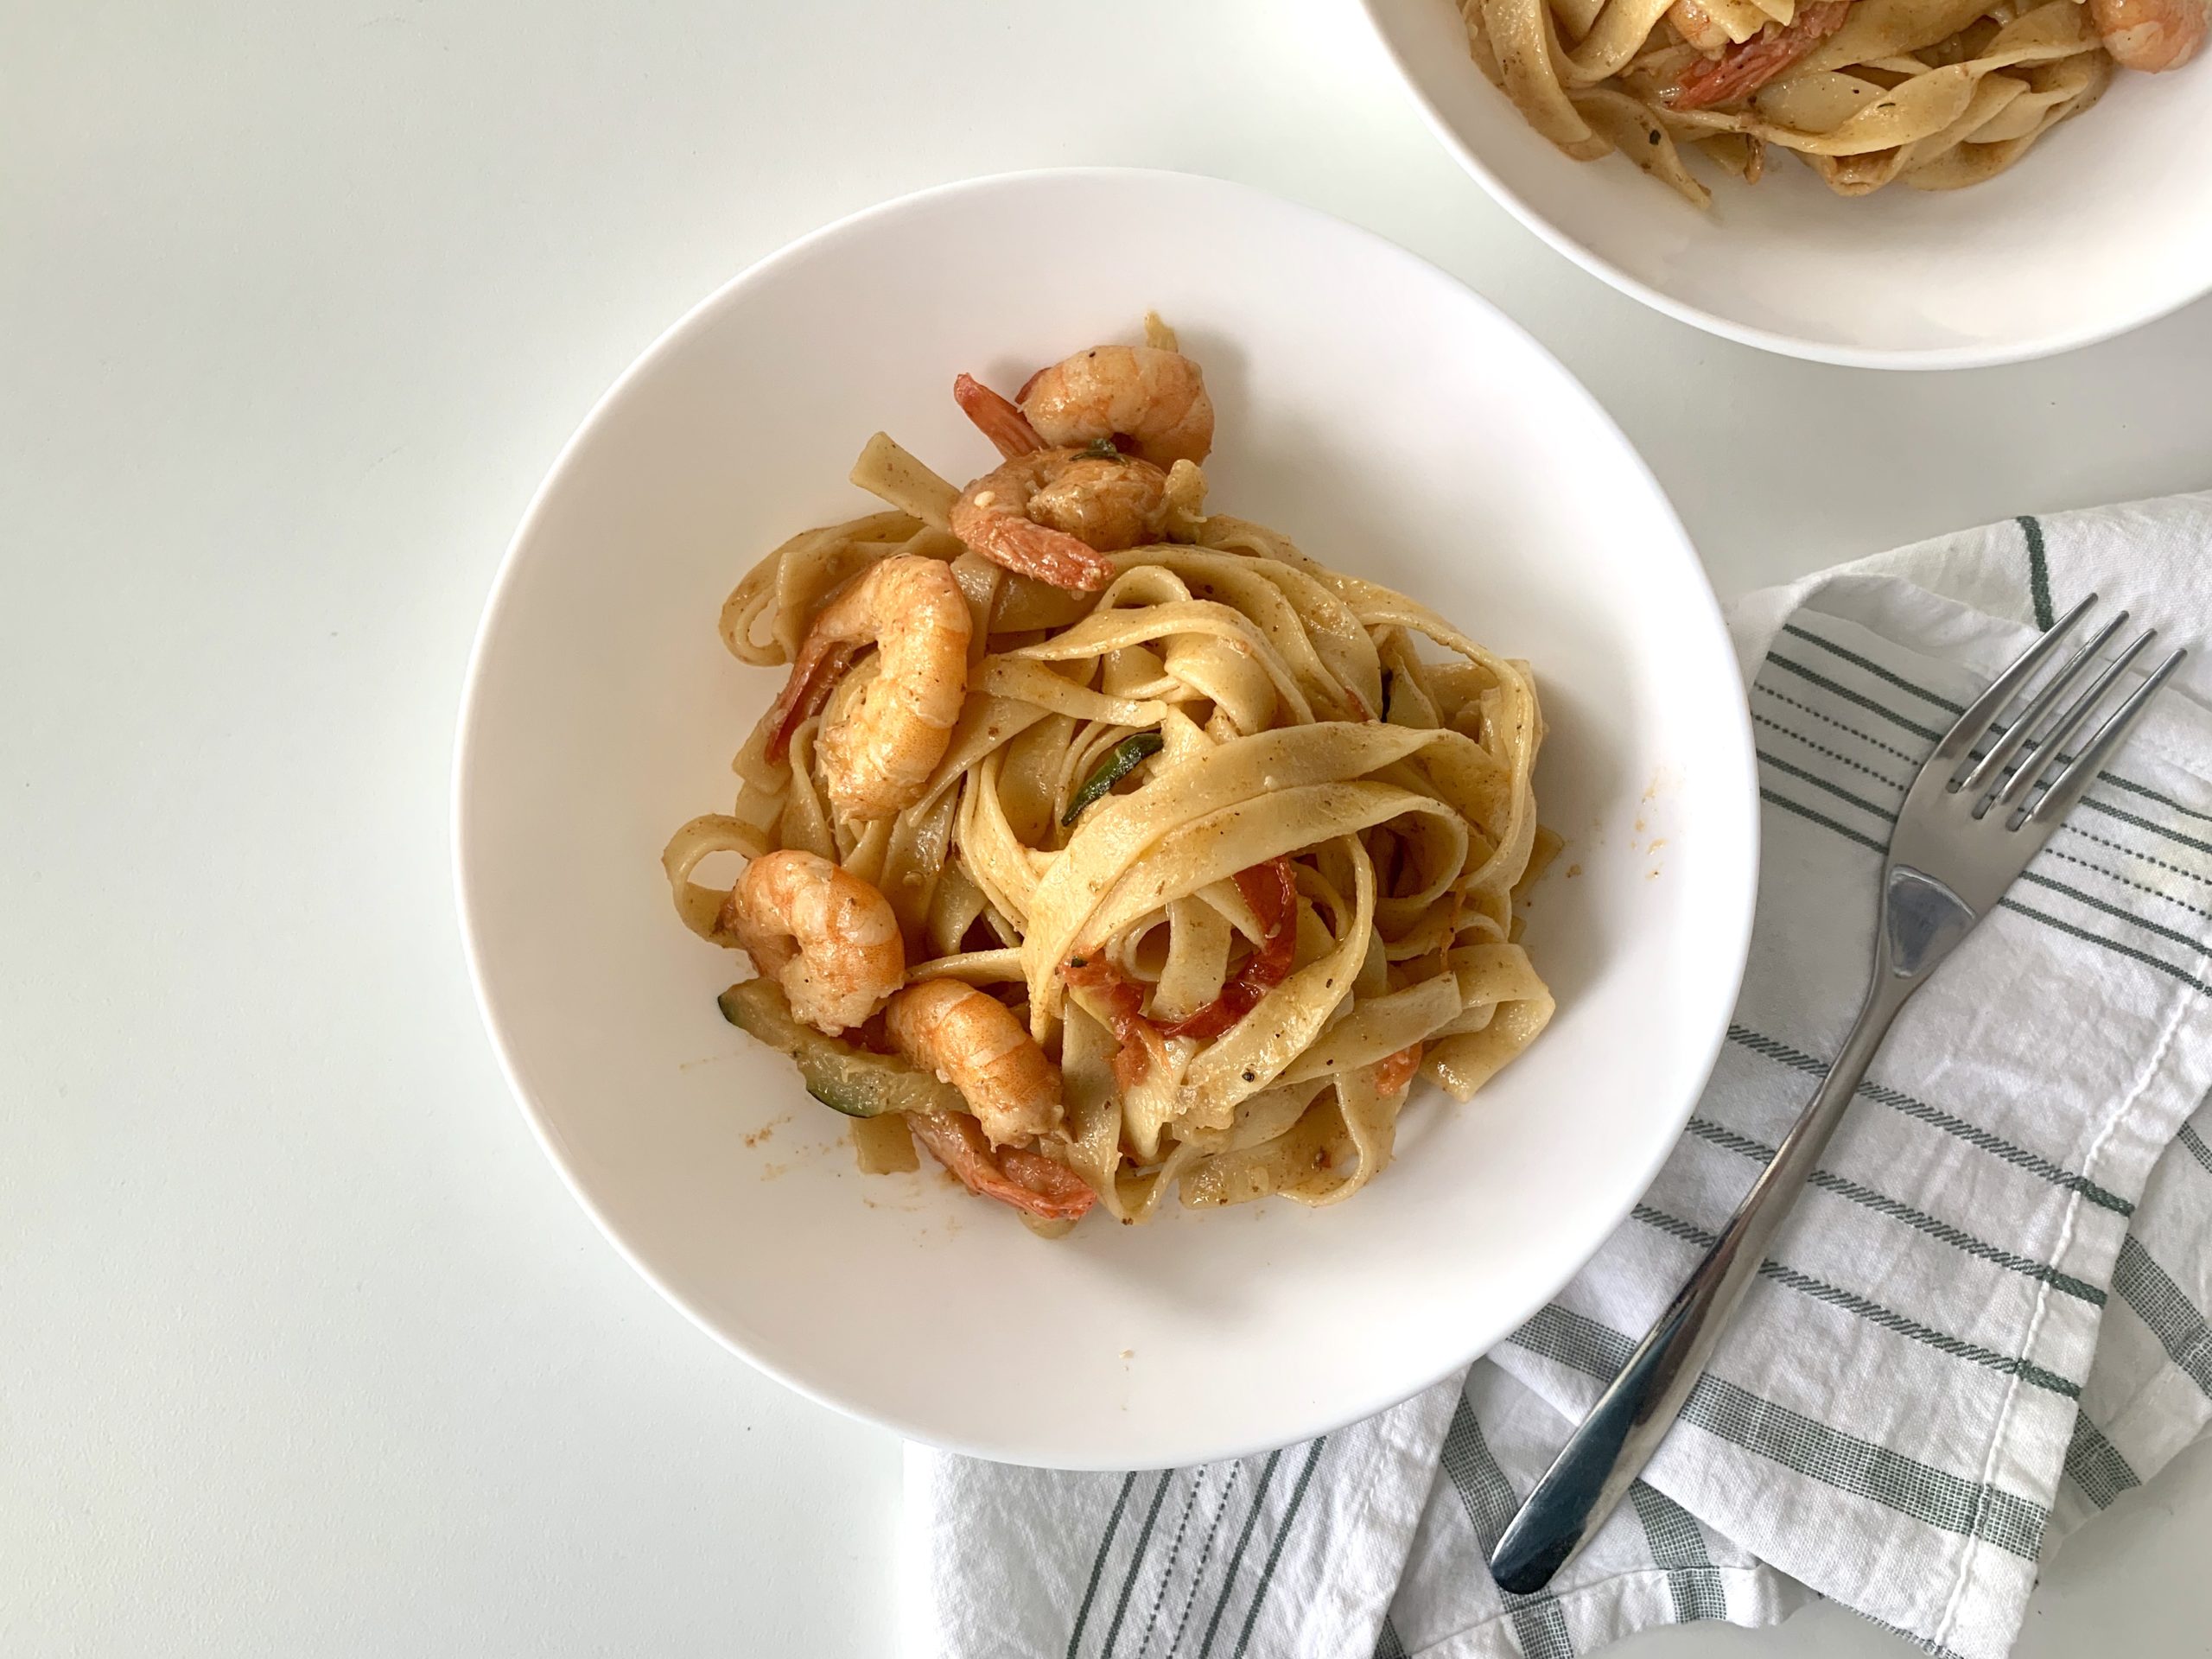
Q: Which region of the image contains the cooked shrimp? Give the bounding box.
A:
[2092,0,2205,69]
[907,1109,1096,1222]
[949,447,1172,592]
[887,977,1064,1147]
[1667,0,1732,53]
[1668,0,1850,108]
[721,849,905,1033]
[1017,345,1215,467]
[952,372,1045,461]
[763,555,972,820]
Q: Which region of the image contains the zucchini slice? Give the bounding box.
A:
[1062,729,1164,826]
[716,979,967,1120]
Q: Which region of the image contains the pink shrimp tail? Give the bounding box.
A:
[1668,0,1850,109]
[763,634,859,763]
[953,373,1046,461]
[908,1109,1096,1222]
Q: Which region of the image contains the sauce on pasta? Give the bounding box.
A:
[664,322,1556,1232]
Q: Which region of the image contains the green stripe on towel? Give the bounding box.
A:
[1996,898,2212,997]
[1726,1024,2135,1213]
[1162,1463,1243,1659]
[1067,1472,1138,1659]
[1194,1452,1280,1659]
[1752,713,1910,790]
[1781,621,1967,713]
[2179,1122,2212,1178]
[1131,1471,1209,1657]
[1764,653,1948,741]
[1755,683,1923,764]
[2018,516,2056,631]
[1629,1481,1728,1624]
[1757,749,1898,819]
[1630,1204,2083,1398]
[1761,788,1889,855]
[2063,1412,2141,1511]
[1229,1437,1327,1659]
[1098,1471,1173,1659]
[1683,1117,2104,1303]
[1510,1304,2050,1559]
[2082,796,2212,861]
[2113,1237,2212,1401]
[1440,1401,1577,1658]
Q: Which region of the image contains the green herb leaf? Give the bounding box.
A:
[1062,729,1165,826]
[1082,436,1122,461]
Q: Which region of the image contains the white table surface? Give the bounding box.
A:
[6,3,2209,1655]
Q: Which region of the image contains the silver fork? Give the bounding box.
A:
[1488,595,2186,1596]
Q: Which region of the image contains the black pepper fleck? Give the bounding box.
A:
[1242,1071,1256,1083]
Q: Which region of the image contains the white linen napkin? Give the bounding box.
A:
[901,493,2212,1659]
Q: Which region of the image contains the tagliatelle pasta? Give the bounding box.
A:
[664,325,1554,1233]
[1455,0,2209,204]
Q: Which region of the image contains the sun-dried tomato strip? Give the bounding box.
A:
[1060,957,1165,1090]
[1370,1042,1424,1096]
[1160,858,1300,1040]
[1058,858,1300,1085]
[762,633,861,765]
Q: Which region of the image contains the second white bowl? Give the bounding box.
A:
[1363,0,2212,367]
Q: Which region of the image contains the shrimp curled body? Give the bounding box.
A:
[1019,346,1215,468]
[2092,0,2205,69]
[887,977,1064,1148]
[763,555,972,820]
[721,849,905,1033]
[949,447,1172,593]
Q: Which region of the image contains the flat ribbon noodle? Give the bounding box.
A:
[668,423,1552,1228]
[1453,0,2116,203]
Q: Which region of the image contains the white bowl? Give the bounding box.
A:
[454,168,1758,1469]
[1363,0,2212,367]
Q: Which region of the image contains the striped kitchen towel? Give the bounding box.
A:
[900,492,2212,1659]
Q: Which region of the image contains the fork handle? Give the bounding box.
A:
[1488,973,1913,1595]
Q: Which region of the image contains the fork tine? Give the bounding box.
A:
[1995,629,2157,807]
[2025,648,2188,826]
[1932,593,2098,763]
[1959,610,2129,796]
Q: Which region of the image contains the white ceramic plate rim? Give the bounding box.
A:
[451,167,1761,1465]
[1357,0,2212,370]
